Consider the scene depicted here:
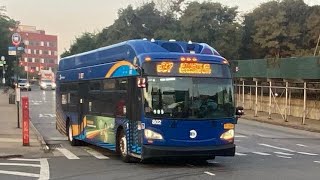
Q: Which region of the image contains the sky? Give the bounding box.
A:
[2,0,320,57]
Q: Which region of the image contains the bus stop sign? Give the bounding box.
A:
[12,33,21,47]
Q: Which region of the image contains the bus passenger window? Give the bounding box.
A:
[115,99,126,116]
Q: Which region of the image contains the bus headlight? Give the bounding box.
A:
[220,129,234,141]
[52,83,56,88]
[144,129,163,140]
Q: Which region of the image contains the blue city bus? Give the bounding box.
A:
[56,39,243,162]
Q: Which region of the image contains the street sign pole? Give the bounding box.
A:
[12,33,21,128]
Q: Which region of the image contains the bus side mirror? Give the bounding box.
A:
[236,106,244,116]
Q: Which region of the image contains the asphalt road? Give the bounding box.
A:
[1,86,319,180]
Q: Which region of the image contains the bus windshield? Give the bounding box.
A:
[143,77,234,119]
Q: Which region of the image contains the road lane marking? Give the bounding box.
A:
[83,147,109,159]
[207,160,219,164]
[0,170,39,178]
[9,158,41,162]
[39,158,50,180]
[259,143,295,152]
[0,163,40,167]
[297,152,318,156]
[56,148,80,159]
[252,152,271,156]
[186,164,195,167]
[235,152,247,156]
[314,161,320,163]
[274,152,294,156]
[204,171,215,176]
[296,144,308,147]
[277,155,292,159]
[235,135,247,138]
[39,114,56,118]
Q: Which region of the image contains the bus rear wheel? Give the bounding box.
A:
[118,130,131,163]
[68,123,81,146]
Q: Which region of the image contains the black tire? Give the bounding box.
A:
[118,129,132,163]
[67,122,81,146]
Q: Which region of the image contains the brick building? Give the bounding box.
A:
[18,25,58,76]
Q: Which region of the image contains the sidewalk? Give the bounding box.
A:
[241,109,320,133]
[0,89,46,158]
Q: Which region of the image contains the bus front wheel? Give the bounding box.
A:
[118,130,131,163]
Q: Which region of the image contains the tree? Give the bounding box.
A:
[64,2,178,57]
[306,5,320,54]
[243,0,317,58]
[61,32,97,58]
[179,2,242,59]
[0,11,19,84]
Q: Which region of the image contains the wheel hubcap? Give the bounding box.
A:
[68,126,73,142]
[120,135,127,156]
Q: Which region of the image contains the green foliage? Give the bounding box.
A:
[60,32,97,58]
[61,0,320,60]
[0,13,19,84]
[242,0,319,59]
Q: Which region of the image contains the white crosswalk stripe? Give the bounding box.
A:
[235,152,247,156]
[276,155,292,159]
[252,152,271,156]
[9,158,41,162]
[235,135,247,138]
[0,170,39,178]
[259,143,295,152]
[0,163,40,167]
[56,148,80,159]
[296,144,308,147]
[0,158,49,179]
[83,147,110,159]
[274,152,294,156]
[297,152,318,156]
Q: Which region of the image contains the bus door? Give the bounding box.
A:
[126,78,142,155]
[78,83,89,136]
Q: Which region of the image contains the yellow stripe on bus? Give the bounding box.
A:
[105,61,135,78]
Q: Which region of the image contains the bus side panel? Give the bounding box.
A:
[56,89,67,135]
[80,115,117,151]
[56,82,69,136]
[128,121,142,155]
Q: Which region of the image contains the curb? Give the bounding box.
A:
[241,116,320,133]
[0,154,23,159]
[29,119,50,153]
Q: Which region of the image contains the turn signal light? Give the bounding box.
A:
[224,123,234,130]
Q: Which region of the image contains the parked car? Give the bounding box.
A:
[40,79,56,90]
[17,79,31,91]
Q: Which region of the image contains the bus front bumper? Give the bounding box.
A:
[142,144,235,159]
